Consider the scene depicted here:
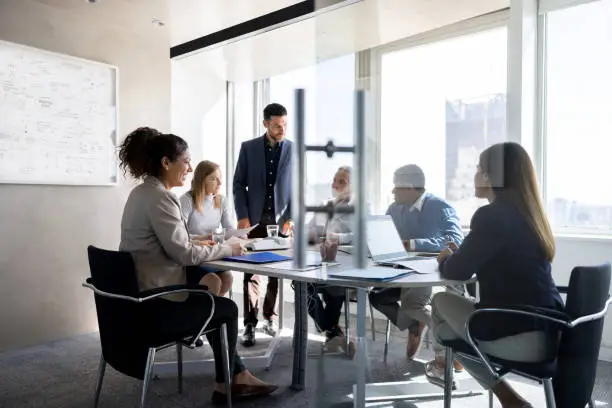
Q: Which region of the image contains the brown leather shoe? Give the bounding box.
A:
[453,359,464,372]
[211,384,279,406]
[406,322,426,359]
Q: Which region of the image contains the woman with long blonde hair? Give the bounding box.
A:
[425,142,563,408]
[180,160,238,297]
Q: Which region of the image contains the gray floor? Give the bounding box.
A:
[1,298,611,407]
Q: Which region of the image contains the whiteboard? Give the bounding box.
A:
[0,40,118,185]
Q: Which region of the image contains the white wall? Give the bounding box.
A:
[0,0,170,351]
[552,237,612,361]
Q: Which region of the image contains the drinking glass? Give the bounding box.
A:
[320,233,340,262]
[266,225,279,238]
[212,227,225,245]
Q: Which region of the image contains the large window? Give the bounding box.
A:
[269,54,356,205]
[232,82,255,163]
[543,0,612,234]
[379,27,508,226]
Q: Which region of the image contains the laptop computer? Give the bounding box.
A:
[366,215,428,268]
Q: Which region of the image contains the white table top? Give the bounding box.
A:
[204,249,470,289]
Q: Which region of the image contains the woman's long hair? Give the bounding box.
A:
[479,142,555,261]
[190,160,221,212]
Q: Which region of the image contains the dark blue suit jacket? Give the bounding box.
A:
[440,200,564,341]
[233,136,292,226]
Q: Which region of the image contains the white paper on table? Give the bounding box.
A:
[226,224,259,238]
[245,237,291,251]
[397,258,439,274]
[265,260,340,272]
[224,236,250,246]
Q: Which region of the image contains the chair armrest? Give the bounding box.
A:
[460,298,611,378]
[138,284,211,301]
[82,278,213,303]
[568,295,612,328]
[83,279,218,347]
[461,306,571,379]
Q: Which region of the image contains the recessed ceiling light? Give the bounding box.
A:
[152,18,165,27]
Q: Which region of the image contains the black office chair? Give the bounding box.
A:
[83,246,232,408]
[440,263,611,408]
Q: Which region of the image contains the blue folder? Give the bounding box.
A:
[223,252,292,264]
[328,269,413,282]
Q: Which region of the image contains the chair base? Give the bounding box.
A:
[94,323,233,408]
[153,327,288,377]
[351,379,484,404]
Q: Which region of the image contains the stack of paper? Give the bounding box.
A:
[245,237,291,251]
[226,224,258,238]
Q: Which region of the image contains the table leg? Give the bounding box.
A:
[291,280,308,390]
[354,287,368,408]
[279,278,284,331]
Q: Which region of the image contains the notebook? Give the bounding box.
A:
[223,252,292,264]
[328,268,413,282]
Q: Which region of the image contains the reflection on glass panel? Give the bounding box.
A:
[233,82,255,162]
[545,0,612,234]
[269,54,356,206]
[201,92,227,190]
[380,27,507,226]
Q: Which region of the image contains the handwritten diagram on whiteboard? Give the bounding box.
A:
[0,40,118,185]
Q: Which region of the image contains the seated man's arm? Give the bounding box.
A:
[411,207,463,252]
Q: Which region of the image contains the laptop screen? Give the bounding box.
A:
[366,215,408,261]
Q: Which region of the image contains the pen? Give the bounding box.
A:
[444,235,453,248]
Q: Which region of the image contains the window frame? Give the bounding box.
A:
[536,0,612,237]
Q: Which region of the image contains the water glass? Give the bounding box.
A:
[320,233,339,262]
[266,225,279,238]
[212,228,225,245]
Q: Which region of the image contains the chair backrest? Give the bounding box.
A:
[553,263,611,408]
[86,245,149,380]
[87,245,140,297]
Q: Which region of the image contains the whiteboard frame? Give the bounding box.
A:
[0,39,120,187]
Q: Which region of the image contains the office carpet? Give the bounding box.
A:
[1,301,611,408]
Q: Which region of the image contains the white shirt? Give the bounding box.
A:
[306,197,372,244]
[410,192,426,212]
[179,193,238,237]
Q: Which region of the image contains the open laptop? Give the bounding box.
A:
[366,215,427,268]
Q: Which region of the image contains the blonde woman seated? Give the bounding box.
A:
[180,160,238,297]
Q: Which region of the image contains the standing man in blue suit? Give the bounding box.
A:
[233,103,292,347]
[370,164,464,366]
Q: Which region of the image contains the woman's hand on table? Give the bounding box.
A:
[231,243,245,256]
[437,242,458,265]
[192,239,216,247]
[191,233,212,241]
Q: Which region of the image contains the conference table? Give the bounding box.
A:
[200,247,481,408]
